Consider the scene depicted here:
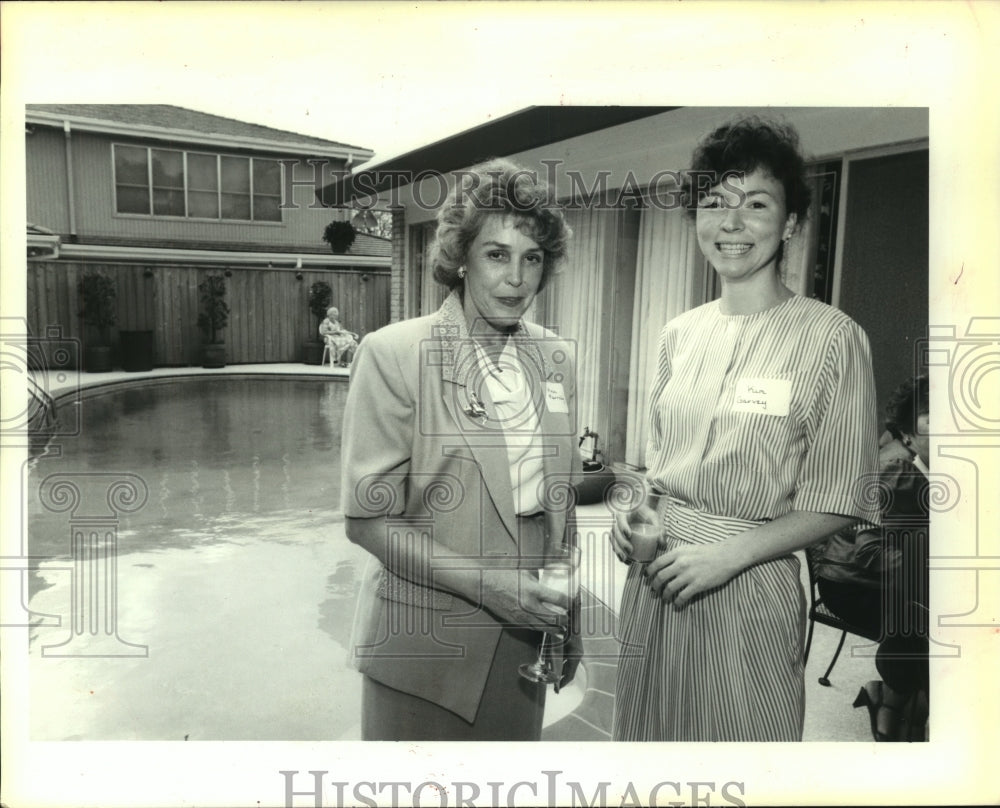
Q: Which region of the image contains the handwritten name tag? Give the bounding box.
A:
[733,378,792,416]
[545,382,568,413]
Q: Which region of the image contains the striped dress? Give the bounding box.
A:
[614,295,880,741]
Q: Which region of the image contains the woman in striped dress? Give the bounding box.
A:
[611,118,881,741]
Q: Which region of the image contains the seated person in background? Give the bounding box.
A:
[813,375,930,741]
[319,306,359,366]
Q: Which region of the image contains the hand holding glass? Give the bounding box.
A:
[538,545,581,615]
[626,491,665,562]
[519,545,580,684]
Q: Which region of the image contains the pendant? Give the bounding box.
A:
[463,391,487,419]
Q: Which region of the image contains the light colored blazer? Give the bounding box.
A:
[340,291,582,721]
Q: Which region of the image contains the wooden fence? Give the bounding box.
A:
[26,260,391,367]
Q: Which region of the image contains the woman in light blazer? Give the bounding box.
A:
[341,159,582,740]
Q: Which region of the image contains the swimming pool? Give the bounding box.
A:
[27,376,372,741]
[26,374,594,741]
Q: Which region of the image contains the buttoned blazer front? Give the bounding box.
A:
[340,292,582,722]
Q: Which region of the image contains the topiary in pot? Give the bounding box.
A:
[322,220,356,254]
[78,272,118,372]
[197,274,230,368]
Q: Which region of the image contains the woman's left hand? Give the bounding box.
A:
[644,542,741,608]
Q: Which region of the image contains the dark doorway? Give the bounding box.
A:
[838,149,929,418]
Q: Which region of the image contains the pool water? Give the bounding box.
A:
[27,377,371,741]
[30,378,348,557]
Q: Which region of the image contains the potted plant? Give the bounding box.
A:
[78,272,117,372]
[322,220,356,254]
[197,274,230,368]
[303,280,332,365]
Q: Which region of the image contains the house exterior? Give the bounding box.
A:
[26,104,392,367]
[320,106,929,470]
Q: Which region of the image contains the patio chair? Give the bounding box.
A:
[803,545,882,687]
[321,331,358,368]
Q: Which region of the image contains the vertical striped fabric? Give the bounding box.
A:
[645,295,880,526]
[614,295,879,742]
[614,503,805,741]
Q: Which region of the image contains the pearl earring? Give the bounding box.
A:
[457,266,466,279]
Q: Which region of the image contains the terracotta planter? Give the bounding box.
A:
[201,343,226,369]
[84,345,113,373]
[120,330,155,372]
[302,340,324,366]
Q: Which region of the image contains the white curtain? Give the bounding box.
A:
[541,207,607,441]
[625,205,701,468]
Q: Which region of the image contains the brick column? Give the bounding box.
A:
[390,204,406,323]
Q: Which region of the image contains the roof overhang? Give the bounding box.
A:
[316,105,677,207]
[26,110,373,164]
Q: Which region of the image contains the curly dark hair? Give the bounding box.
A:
[430,159,571,291]
[681,116,812,254]
[884,375,929,440]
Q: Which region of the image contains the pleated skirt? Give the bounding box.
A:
[613,503,806,742]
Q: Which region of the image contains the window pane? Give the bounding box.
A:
[220,156,250,193]
[221,192,251,219]
[252,195,282,221]
[116,185,150,214]
[253,159,281,194]
[115,145,148,185]
[188,190,219,218]
[152,149,184,188]
[153,188,185,216]
[188,153,218,191]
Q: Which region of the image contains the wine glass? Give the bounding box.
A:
[519,544,580,684]
[518,629,563,684]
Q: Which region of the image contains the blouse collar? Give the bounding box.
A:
[434,289,549,383]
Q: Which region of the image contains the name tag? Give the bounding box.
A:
[732,378,792,416]
[545,382,568,413]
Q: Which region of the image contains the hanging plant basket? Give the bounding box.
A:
[322,220,356,254]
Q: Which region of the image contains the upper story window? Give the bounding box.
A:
[113,144,283,222]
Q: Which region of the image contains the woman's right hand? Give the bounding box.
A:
[610,511,634,564]
[480,570,568,633]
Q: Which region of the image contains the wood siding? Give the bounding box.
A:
[26,128,71,231]
[27,126,350,249]
[27,262,389,367]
